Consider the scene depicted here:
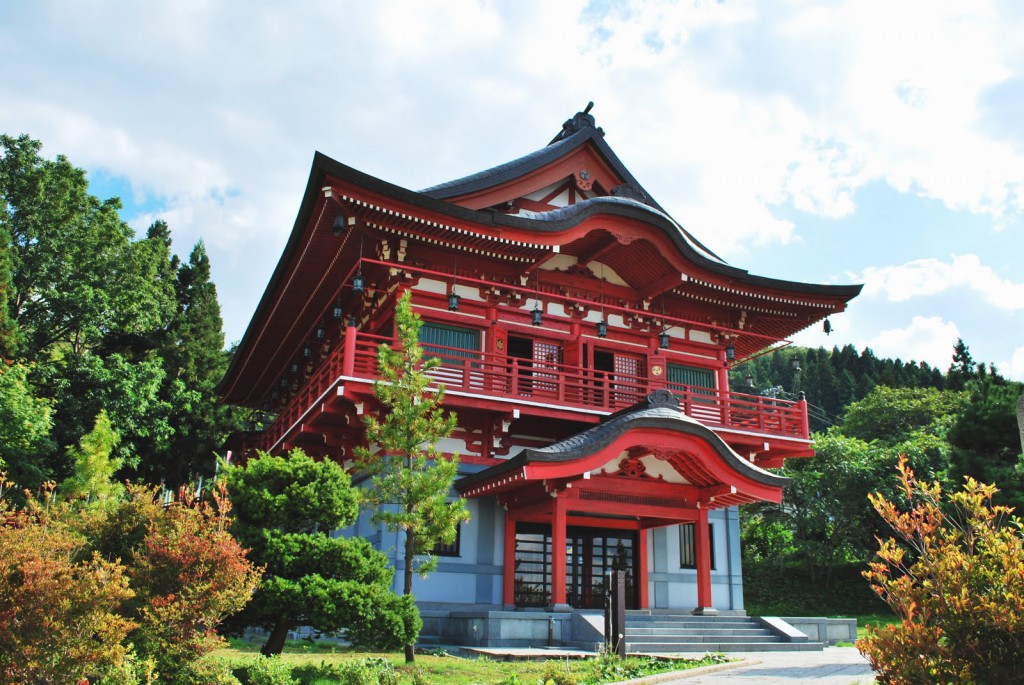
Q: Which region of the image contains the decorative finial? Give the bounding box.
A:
[549,101,604,144]
[646,388,679,409]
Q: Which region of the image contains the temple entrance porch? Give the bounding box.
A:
[513,522,638,610]
[456,390,791,616]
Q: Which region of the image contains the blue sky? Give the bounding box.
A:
[2,1,1022,380]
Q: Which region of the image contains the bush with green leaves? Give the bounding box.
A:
[233,654,294,685]
[299,657,398,685]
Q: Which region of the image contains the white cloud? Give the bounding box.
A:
[792,310,855,351]
[860,254,1024,311]
[858,316,961,369]
[1,0,1022,366]
[1002,346,1024,382]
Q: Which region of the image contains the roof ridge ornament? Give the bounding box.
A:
[549,101,605,145]
[646,388,679,409]
[611,183,648,203]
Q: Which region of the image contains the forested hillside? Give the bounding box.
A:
[0,134,240,490]
[735,342,1024,615]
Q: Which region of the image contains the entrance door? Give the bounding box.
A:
[513,523,638,609]
[508,336,562,398]
[592,349,645,409]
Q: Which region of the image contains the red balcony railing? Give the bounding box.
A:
[258,329,809,452]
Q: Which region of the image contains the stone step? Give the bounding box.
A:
[629,634,780,644]
[629,641,826,654]
[627,628,772,638]
[627,620,762,630]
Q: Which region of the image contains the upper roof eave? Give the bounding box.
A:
[220,151,862,400]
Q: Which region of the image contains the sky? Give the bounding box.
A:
[1,0,1022,381]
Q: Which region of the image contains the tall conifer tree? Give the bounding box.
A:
[355,290,470,664]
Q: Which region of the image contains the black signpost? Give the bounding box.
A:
[603,570,627,658]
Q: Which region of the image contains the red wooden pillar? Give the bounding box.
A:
[637,527,649,609]
[503,510,516,607]
[342,322,357,377]
[717,355,731,426]
[550,496,567,606]
[692,507,717,615]
[798,395,810,438]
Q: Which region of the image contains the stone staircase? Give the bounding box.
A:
[623,612,825,653]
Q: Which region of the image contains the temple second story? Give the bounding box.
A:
[221,105,861,473]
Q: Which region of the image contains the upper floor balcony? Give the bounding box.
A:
[253,325,811,463]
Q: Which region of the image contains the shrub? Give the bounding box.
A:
[0,474,260,685]
[539,660,579,685]
[234,654,294,685]
[86,482,262,683]
[0,481,135,684]
[296,657,398,685]
[858,455,1024,684]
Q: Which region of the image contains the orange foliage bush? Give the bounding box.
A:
[859,455,1024,684]
[0,481,134,684]
[0,476,261,684]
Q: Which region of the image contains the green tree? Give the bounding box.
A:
[947,337,977,391]
[354,289,470,664]
[0,362,54,487]
[1,135,235,487]
[859,456,1024,684]
[947,374,1024,511]
[151,240,228,485]
[0,224,18,358]
[59,410,123,502]
[776,431,878,583]
[225,449,418,656]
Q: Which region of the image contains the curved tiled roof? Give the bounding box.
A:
[421,115,669,214]
[515,195,727,265]
[455,390,790,493]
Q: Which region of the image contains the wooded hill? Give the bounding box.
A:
[735,341,1024,615]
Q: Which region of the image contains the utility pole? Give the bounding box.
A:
[1017,396,1024,456]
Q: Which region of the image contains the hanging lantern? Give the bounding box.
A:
[352,271,365,295]
[659,330,670,349]
[597,319,608,338]
[448,291,461,312]
[823,318,832,335]
[725,343,735,362]
[531,304,543,326]
[315,326,325,340]
[332,304,344,320]
[302,346,312,359]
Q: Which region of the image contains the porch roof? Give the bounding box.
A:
[455,389,789,507]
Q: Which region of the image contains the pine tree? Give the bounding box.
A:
[354,290,470,664]
[947,338,976,391]
[225,449,417,656]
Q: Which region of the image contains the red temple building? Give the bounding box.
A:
[221,106,861,650]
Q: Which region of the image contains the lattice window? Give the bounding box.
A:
[679,522,716,570]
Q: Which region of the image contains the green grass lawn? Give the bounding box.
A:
[210,639,732,684]
[855,614,900,640]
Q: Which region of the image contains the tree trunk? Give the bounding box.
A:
[262,620,292,656]
[404,523,416,664]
